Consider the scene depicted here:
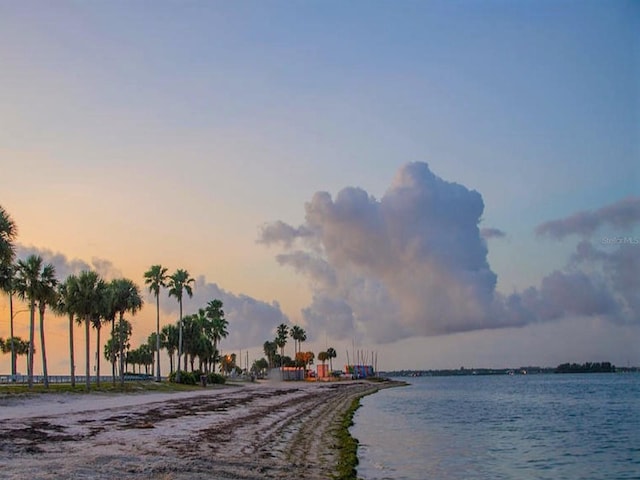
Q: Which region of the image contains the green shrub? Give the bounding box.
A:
[168,370,197,385]
[207,372,226,384]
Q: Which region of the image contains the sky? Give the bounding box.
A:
[1,0,638,374]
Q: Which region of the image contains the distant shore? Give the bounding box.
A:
[0,379,399,480]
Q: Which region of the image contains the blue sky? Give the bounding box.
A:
[1,1,638,372]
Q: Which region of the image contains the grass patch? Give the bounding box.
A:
[0,380,202,396]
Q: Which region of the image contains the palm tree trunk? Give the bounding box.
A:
[39,305,49,388]
[9,291,15,378]
[111,318,116,386]
[119,313,125,387]
[177,300,183,382]
[85,317,90,391]
[69,313,75,387]
[96,324,101,387]
[155,294,161,382]
[28,300,35,389]
[212,340,217,376]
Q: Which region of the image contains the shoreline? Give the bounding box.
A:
[0,379,397,479]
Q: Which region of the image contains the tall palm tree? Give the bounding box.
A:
[144,265,167,382]
[167,268,194,380]
[290,325,307,365]
[0,263,17,378]
[35,263,57,388]
[74,270,107,390]
[326,347,337,373]
[290,325,301,360]
[91,285,113,387]
[14,255,44,388]
[0,206,17,379]
[110,278,143,386]
[205,299,227,374]
[275,323,289,373]
[100,283,118,384]
[54,275,80,387]
[0,205,17,267]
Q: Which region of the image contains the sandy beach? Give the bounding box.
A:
[0,380,382,480]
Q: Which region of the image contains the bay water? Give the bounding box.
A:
[352,374,640,479]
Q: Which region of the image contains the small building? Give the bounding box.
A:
[344,364,375,379]
[280,367,305,381]
[317,364,329,379]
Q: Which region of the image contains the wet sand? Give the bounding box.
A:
[0,380,382,479]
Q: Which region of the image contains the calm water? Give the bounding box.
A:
[352,374,640,480]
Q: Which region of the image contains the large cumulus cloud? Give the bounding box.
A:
[260,162,640,344]
[260,162,499,341]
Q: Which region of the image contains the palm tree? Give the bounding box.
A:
[160,323,179,374]
[290,325,302,360]
[54,275,79,387]
[0,205,17,266]
[4,336,30,374]
[263,340,277,369]
[290,325,307,367]
[326,347,337,373]
[14,255,44,388]
[91,283,112,387]
[0,206,17,379]
[109,278,143,386]
[167,268,194,380]
[74,270,107,390]
[106,317,132,377]
[275,323,289,374]
[205,299,227,374]
[100,283,119,385]
[0,263,18,378]
[144,265,167,382]
[147,332,158,376]
[35,263,57,388]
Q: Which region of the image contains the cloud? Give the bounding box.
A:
[260,162,499,342]
[158,275,290,352]
[15,244,122,280]
[260,162,640,344]
[257,221,312,248]
[570,240,639,322]
[535,196,640,239]
[480,227,506,239]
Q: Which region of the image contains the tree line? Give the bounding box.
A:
[1,204,340,387]
[0,205,232,389]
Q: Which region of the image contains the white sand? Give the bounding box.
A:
[0,381,379,480]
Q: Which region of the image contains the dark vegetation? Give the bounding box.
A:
[555,362,616,373]
[332,397,363,480]
[168,370,226,385]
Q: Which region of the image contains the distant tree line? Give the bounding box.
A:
[555,362,615,373]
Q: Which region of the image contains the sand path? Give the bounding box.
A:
[0,381,379,479]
